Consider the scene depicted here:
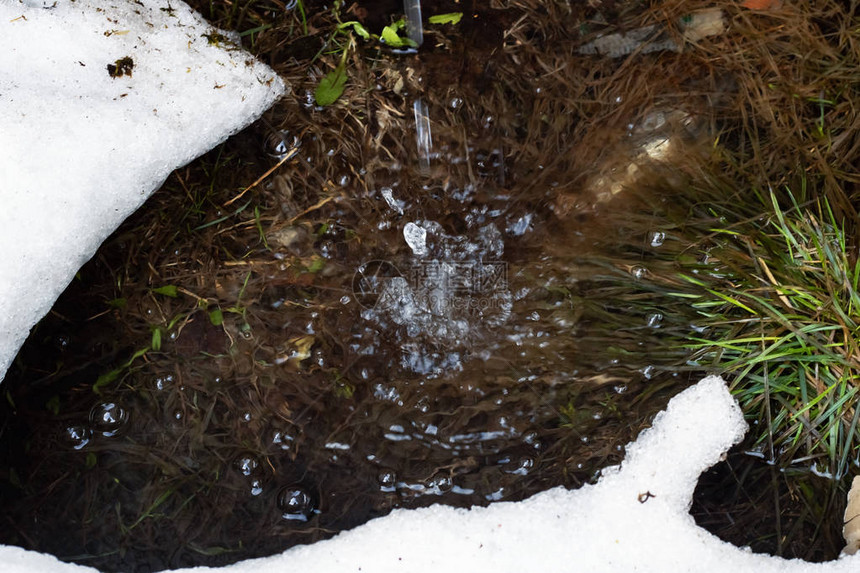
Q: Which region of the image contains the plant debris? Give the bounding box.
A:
[107,55,134,78]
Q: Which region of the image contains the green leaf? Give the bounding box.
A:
[153,285,179,297]
[152,327,162,351]
[209,308,224,326]
[307,257,326,273]
[85,452,98,469]
[45,395,60,416]
[314,62,348,106]
[338,20,371,40]
[428,12,462,25]
[380,20,417,48]
[94,369,121,395]
[93,347,149,394]
[108,297,127,309]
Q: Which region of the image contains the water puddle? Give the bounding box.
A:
[1,0,857,570]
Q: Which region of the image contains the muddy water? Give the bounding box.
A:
[0,0,848,570]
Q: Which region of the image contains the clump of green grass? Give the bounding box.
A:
[687,188,860,478]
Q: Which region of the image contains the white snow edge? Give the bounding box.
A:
[3,375,857,573]
[0,0,285,382]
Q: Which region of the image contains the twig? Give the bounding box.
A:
[224,147,298,207]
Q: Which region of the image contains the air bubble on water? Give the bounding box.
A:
[272,430,295,451]
[250,480,263,496]
[154,373,173,391]
[449,97,463,109]
[377,468,397,492]
[504,456,535,476]
[403,222,427,256]
[277,486,316,521]
[340,295,351,305]
[428,473,453,493]
[630,265,647,279]
[264,129,299,160]
[613,384,628,394]
[242,412,252,422]
[641,365,656,379]
[89,402,128,437]
[64,425,92,450]
[648,231,666,247]
[236,456,259,476]
[646,312,663,328]
[523,430,542,451]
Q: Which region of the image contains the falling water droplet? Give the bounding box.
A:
[413,98,432,174]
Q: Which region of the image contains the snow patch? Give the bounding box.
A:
[0,0,284,382]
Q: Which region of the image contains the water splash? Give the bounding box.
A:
[413,98,432,174]
[403,0,424,47]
